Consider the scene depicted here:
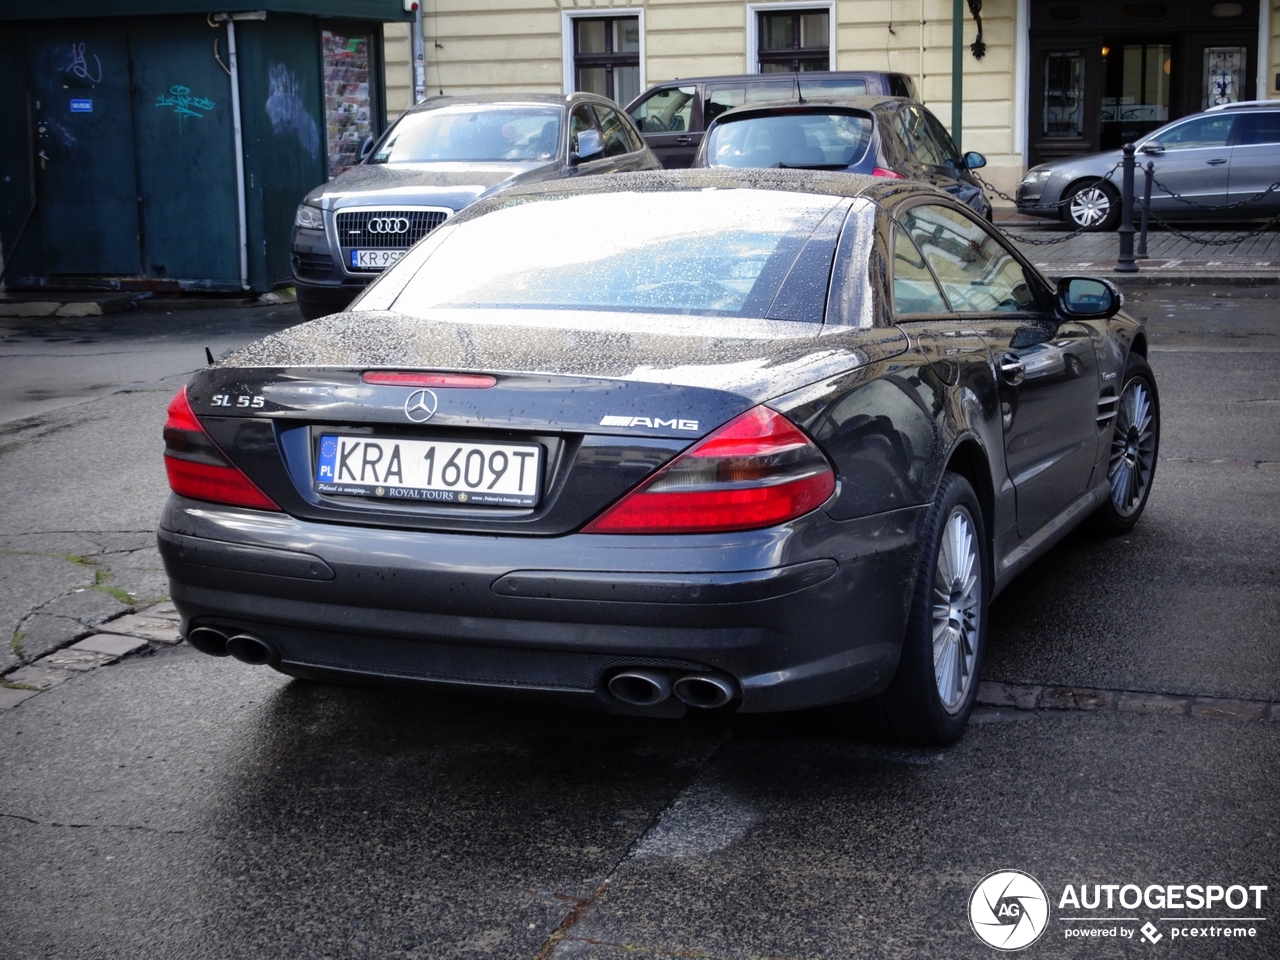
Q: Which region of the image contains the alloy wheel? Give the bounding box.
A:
[1068,185,1113,228]
[1109,377,1156,517]
[932,508,981,713]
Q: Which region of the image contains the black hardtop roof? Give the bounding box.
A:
[449,167,940,225]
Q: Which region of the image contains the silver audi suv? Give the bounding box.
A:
[290,93,659,319]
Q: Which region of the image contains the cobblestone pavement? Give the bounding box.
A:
[995,216,1280,281]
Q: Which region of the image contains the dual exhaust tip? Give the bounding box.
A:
[607,669,737,710]
[190,626,734,709]
[186,626,275,666]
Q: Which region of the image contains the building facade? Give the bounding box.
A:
[384,0,1280,201]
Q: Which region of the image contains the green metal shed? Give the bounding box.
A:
[0,1,411,293]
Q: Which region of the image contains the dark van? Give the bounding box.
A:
[624,71,917,167]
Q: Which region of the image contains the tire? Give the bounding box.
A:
[1091,354,1159,536]
[1063,179,1121,231]
[828,472,989,745]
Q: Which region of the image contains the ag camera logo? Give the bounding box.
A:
[969,870,1050,951]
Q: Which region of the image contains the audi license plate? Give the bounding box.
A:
[315,434,541,507]
[351,249,404,270]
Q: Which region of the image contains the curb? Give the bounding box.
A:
[977,681,1280,721]
[1040,271,1280,288]
[0,603,182,710]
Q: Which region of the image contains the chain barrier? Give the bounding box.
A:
[973,161,1280,253]
[973,162,1124,213]
[973,166,1122,247]
[1141,207,1280,247]
[1145,173,1280,212]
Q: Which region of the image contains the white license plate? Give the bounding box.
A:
[315,435,541,507]
[350,249,404,270]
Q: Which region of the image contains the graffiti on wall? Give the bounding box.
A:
[266,63,320,159]
[155,85,217,133]
[63,42,103,85]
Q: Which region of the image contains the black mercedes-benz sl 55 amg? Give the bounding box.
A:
[159,170,1158,744]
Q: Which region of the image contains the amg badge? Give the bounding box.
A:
[600,415,699,431]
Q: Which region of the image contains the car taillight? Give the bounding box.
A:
[872,166,905,180]
[163,387,280,511]
[582,405,835,534]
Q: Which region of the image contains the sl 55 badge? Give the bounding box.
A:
[211,393,265,409]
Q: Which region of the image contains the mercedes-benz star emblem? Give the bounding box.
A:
[404,388,438,423]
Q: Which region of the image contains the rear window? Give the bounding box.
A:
[706,112,874,170]
[371,105,562,163]
[1237,111,1280,146]
[390,190,843,320]
[797,78,869,98]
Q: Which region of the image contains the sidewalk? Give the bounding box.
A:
[995,213,1280,286]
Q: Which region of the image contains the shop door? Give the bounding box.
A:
[128,18,239,285]
[1028,44,1101,167]
[28,24,141,275]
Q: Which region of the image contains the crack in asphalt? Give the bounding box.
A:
[0,811,185,834]
[1164,456,1280,468]
[530,733,734,960]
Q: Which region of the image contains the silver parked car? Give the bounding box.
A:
[1017,101,1280,230]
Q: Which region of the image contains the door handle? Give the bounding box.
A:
[675,135,693,145]
[1000,353,1025,386]
[1206,158,1227,165]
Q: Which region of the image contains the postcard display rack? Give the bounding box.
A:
[323,30,373,178]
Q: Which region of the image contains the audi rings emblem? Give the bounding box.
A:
[404,388,438,423]
[368,217,410,235]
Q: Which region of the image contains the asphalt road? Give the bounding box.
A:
[1,290,1277,959]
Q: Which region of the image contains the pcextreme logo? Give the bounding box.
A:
[969,870,1051,950]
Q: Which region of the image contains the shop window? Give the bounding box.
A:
[1101,43,1171,150]
[1044,52,1085,138]
[757,9,830,73]
[573,16,640,105]
[1048,5,1081,22]
[323,29,376,178]
[1203,46,1248,108]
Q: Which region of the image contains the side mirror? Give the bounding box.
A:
[1140,140,1164,155]
[571,128,604,164]
[359,136,375,160]
[963,151,987,170]
[1056,276,1123,320]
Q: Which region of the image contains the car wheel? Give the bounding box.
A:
[1092,355,1159,535]
[828,472,988,745]
[1064,180,1121,231]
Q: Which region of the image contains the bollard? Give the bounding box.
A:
[1114,143,1138,273]
[1136,161,1153,259]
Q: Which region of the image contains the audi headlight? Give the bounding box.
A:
[1021,168,1052,186]
[295,203,324,230]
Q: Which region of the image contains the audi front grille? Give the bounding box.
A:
[336,209,451,257]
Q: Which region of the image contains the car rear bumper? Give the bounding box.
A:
[158,495,925,715]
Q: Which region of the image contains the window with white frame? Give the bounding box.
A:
[757,8,830,72]
[571,16,641,105]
